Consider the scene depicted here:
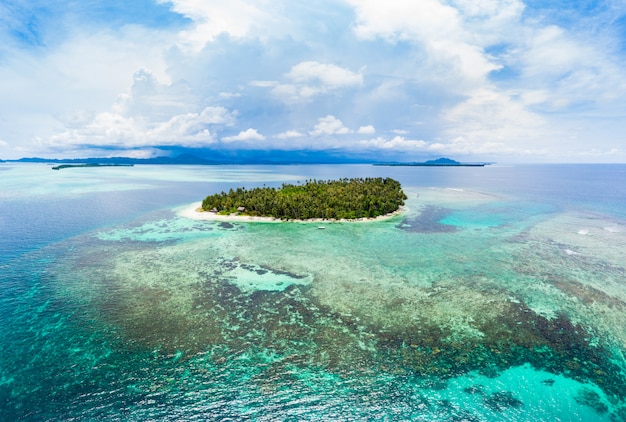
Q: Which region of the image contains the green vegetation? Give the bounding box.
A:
[51,163,134,170]
[374,157,488,167]
[201,177,407,220]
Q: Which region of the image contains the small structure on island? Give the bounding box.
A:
[209,207,218,213]
[237,206,246,213]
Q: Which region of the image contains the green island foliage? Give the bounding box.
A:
[201,177,407,220]
[51,163,134,170]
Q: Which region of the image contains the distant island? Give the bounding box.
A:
[51,163,134,170]
[3,151,369,166]
[200,177,407,220]
[1,153,492,167]
[16,154,215,166]
[375,157,490,167]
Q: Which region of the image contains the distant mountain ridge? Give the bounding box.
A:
[8,153,216,165]
[375,157,490,167]
[4,150,374,165]
[2,152,489,166]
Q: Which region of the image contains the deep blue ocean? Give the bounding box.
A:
[1,163,625,420]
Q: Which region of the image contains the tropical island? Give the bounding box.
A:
[200,177,407,220]
[51,163,134,170]
[374,157,490,167]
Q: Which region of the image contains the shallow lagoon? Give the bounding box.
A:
[1,163,625,420]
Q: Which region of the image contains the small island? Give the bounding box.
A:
[200,177,407,221]
[51,163,134,170]
[374,157,489,167]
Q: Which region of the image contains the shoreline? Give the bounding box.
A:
[177,202,404,223]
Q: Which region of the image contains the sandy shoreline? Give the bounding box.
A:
[177,202,404,223]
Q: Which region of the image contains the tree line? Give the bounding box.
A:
[201,177,407,220]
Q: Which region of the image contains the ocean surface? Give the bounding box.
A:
[1,162,625,421]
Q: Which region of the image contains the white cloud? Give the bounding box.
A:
[441,87,547,154]
[287,61,363,89]
[427,136,519,156]
[310,115,351,136]
[513,25,626,110]
[348,0,524,47]
[0,27,170,129]
[346,0,508,91]
[149,107,235,141]
[219,92,242,98]
[2,0,626,161]
[37,61,238,153]
[112,68,194,118]
[342,0,625,159]
[357,125,375,134]
[48,106,235,149]
[249,80,279,88]
[269,61,363,103]
[348,0,460,42]
[116,148,166,159]
[222,128,266,142]
[276,130,305,139]
[359,136,427,150]
[161,0,276,51]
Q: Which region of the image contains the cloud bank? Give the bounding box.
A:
[1,0,625,161]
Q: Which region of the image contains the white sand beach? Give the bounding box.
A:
[177,202,404,223]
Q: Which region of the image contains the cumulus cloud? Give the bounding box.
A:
[149,107,235,141]
[514,25,626,110]
[269,61,363,103]
[309,115,351,136]
[161,0,275,51]
[346,0,508,90]
[357,125,375,134]
[342,0,626,158]
[359,136,427,150]
[112,68,195,119]
[443,88,546,144]
[276,130,305,139]
[2,0,626,161]
[287,61,363,89]
[222,128,266,142]
[219,92,242,98]
[39,63,238,153]
[48,106,235,149]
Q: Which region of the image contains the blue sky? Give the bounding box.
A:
[1,0,625,162]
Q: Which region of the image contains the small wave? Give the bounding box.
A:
[577,229,589,235]
[564,249,580,256]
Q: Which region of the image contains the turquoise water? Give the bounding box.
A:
[1,163,626,420]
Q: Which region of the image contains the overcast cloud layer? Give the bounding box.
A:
[1,0,625,162]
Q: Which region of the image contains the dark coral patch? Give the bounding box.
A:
[574,388,608,414]
[483,391,523,411]
[396,205,457,233]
